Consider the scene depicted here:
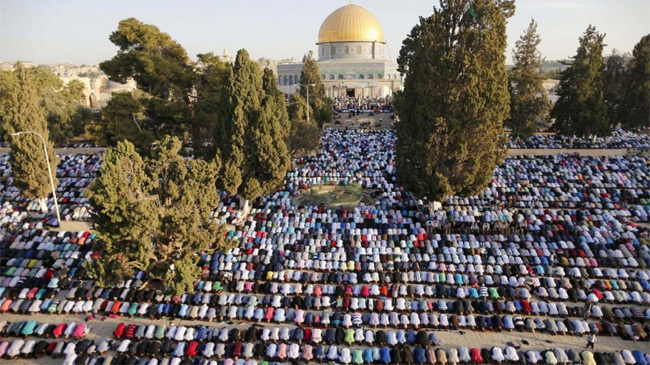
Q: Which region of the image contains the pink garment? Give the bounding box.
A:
[73,324,86,339]
[277,343,287,359]
[265,307,274,321]
[302,344,313,360]
[295,310,305,324]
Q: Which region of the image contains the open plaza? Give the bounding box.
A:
[1,0,650,364]
[1,121,650,364]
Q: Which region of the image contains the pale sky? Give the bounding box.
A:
[1,0,648,65]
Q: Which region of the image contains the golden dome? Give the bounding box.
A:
[318,3,385,44]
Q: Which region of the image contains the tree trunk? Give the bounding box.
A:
[235,197,251,225]
[38,198,48,214]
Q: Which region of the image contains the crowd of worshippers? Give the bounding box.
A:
[1,129,650,364]
[332,96,393,113]
[0,153,102,222]
[1,324,650,365]
[508,128,650,149]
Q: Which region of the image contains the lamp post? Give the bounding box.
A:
[300,83,317,123]
[10,131,61,226]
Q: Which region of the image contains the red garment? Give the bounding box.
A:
[345,286,353,296]
[376,299,384,311]
[361,286,370,297]
[232,342,243,357]
[110,301,122,314]
[186,341,198,357]
[593,289,603,300]
[265,307,274,321]
[470,348,483,363]
[53,323,66,338]
[380,286,388,296]
[125,324,137,338]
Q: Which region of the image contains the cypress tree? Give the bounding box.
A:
[395,0,513,201]
[247,68,291,195]
[85,136,230,295]
[2,63,58,212]
[620,34,650,129]
[506,19,550,138]
[552,25,610,137]
[296,51,333,127]
[602,50,628,127]
[214,50,291,200]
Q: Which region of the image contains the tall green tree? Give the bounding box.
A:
[395,0,513,201]
[506,19,550,138]
[551,25,610,136]
[213,50,291,200]
[602,50,628,127]
[100,18,192,101]
[288,119,321,158]
[620,34,650,129]
[84,92,154,150]
[1,66,92,143]
[100,18,193,145]
[2,63,58,212]
[288,93,310,122]
[287,89,320,158]
[193,53,229,158]
[293,51,333,127]
[85,136,231,295]
[0,69,18,141]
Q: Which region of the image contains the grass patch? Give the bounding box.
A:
[309,184,363,207]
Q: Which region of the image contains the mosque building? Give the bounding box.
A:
[277,2,402,98]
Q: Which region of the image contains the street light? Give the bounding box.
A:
[10,131,61,226]
[300,83,317,123]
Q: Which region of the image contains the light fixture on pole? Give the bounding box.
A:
[301,83,317,123]
[10,131,61,226]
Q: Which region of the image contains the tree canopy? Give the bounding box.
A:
[84,92,155,150]
[99,18,195,152]
[1,66,93,144]
[506,19,550,138]
[100,18,192,101]
[552,25,610,137]
[291,51,333,127]
[98,18,235,154]
[395,0,513,201]
[84,136,232,295]
[212,50,291,200]
[620,34,650,129]
[193,53,229,158]
[287,119,321,158]
[1,63,58,207]
[602,50,628,127]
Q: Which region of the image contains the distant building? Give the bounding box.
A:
[59,75,137,109]
[1,62,136,109]
[277,2,402,98]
